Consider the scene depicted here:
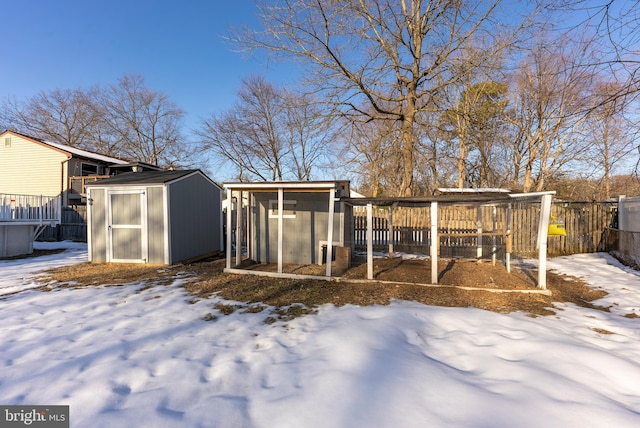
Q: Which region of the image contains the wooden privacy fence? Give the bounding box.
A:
[38,206,87,242]
[353,201,617,258]
[514,201,617,256]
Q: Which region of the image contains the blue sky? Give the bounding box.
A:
[0,0,293,133]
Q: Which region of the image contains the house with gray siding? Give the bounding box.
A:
[86,170,222,264]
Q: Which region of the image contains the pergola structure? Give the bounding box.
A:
[223,181,556,290]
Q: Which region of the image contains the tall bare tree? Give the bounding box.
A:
[564,0,640,105]
[282,92,336,180]
[1,75,189,168]
[442,80,509,188]
[584,81,636,198]
[198,75,333,181]
[100,74,186,167]
[343,119,404,196]
[236,0,544,195]
[508,36,595,192]
[1,88,101,150]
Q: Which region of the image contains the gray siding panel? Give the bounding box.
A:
[89,188,106,262]
[254,192,345,265]
[147,186,165,264]
[168,174,221,263]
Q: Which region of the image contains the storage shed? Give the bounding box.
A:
[86,170,222,264]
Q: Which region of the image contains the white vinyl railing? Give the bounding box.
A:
[0,193,61,223]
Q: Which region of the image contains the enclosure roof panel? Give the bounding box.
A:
[342,190,555,207]
[223,181,346,191]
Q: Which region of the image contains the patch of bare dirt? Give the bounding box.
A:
[40,255,610,318]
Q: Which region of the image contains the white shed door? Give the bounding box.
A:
[108,190,148,263]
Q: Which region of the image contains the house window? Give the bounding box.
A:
[269,200,297,218]
[81,163,99,176]
[4,137,10,147]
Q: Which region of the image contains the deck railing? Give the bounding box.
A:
[0,193,61,223]
[69,175,111,195]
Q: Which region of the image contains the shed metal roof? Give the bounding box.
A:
[85,170,204,186]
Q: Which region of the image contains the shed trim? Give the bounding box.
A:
[163,184,171,265]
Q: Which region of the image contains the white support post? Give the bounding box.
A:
[226,189,233,269]
[430,202,438,284]
[236,191,242,265]
[506,203,512,273]
[367,203,373,280]
[246,194,252,261]
[477,206,483,260]
[325,187,335,277]
[388,203,395,256]
[492,205,497,266]
[537,194,552,289]
[277,187,284,274]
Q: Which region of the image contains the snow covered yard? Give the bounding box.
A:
[1,243,639,427]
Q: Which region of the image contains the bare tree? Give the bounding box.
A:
[584,80,637,198]
[99,74,187,167]
[1,88,101,150]
[441,80,509,188]
[282,92,337,180]
[563,0,640,104]
[198,75,333,181]
[236,0,544,195]
[1,75,190,168]
[343,119,404,196]
[199,76,288,181]
[507,36,595,192]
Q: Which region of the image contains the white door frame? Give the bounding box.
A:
[106,188,148,263]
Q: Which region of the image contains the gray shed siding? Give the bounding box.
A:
[253,192,346,265]
[147,186,166,264]
[167,174,222,263]
[89,188,107,262]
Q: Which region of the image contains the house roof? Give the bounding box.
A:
[42,140,129,165]
[85,169,220,188]
[1,130,129,165]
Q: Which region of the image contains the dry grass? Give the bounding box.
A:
[40,262,180,287]
[36,254,615,323]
